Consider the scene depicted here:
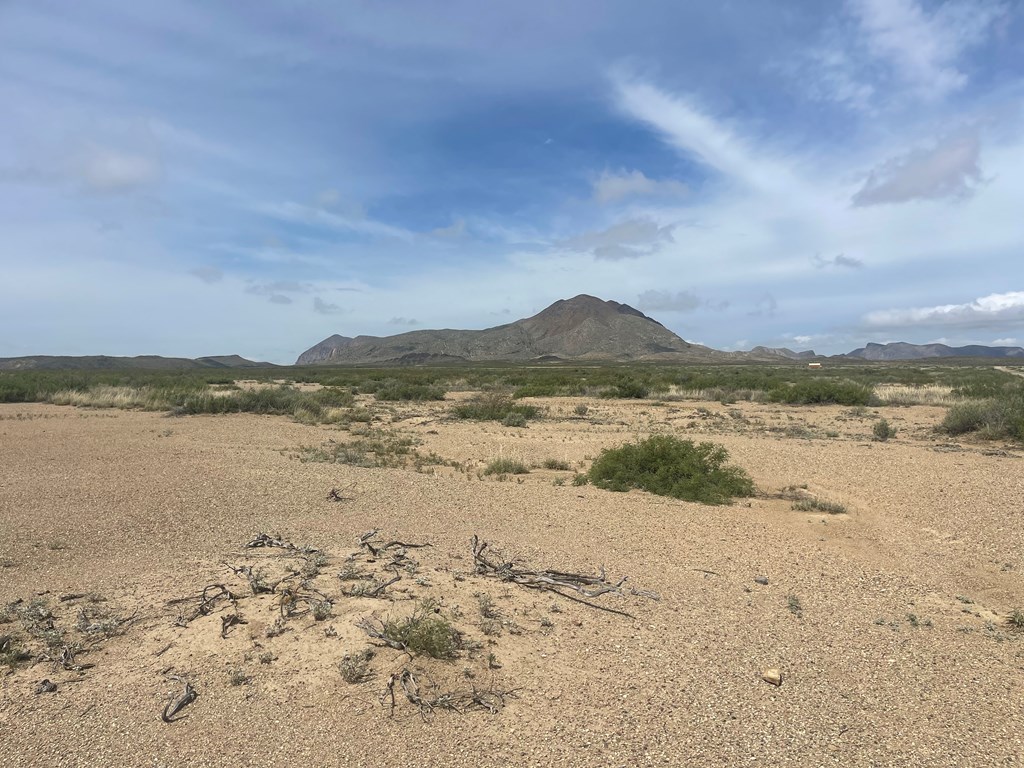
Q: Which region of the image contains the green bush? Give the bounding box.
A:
[598,378,650,399]
[383,605,461,659]
[483,457,530,476]
[374,382,446,401]
[452,393,539,422]
[588,435,754,505]
[872,418,896,442]
[941,393,1024,441]
[768,379,873,406]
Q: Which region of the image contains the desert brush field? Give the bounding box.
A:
[1,366,1023,767]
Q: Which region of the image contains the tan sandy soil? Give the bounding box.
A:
[1,397,1022,767]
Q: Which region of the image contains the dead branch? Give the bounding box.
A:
[382,667,515,721]
[357,616,408,653]
[224,564,274,595]
[172,584,236,627]
[327,483,356,502]
[220,613,246,638]
[245,532,318,553]
[161,680,198,723]
[470,535,651,619]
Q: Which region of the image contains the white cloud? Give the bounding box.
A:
[992,338,1019,346]
[852,131,983,206]
[592,169,687,204]
[560,217,674,260]
[78,144,161,193]
[864,291,1024,330]
[612,75,805,198]
[268,294,292,305]
[388,316,419,325]
[849,0,1007,101]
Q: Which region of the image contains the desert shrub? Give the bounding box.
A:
[872,418,897,441]
[374,382,446,402]
[941,393,1024,441]
[598,377,650,399]
[571,473,589,486]
[573,403,589,416]
[792,499,847,514]
[483,457,530,476]
[383,605,461,659]
[452,393,539,422]
[339,649,374,683]
[768,379,873,406]
[588,435,754,505]
[542,458,571,470]
[502,411,528,427]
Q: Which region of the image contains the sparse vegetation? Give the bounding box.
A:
[787,594,803,616]
[792,498,848,514]
[339,648,375,683]
[453,393,540,423]
[872,418,897,441]
[483,457,530,476]
[588,435,754,505]
[1007,608,1024,630]
[381,604,461,659]
[941,392,1024,442]
[541,458,571,470]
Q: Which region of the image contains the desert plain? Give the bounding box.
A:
[1,390,1022,767]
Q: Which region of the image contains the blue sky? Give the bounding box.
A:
[1,0,1022,363]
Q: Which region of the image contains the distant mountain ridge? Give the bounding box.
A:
[296,294,724,365]
[846,342,1024,361]
[0,354,276,371]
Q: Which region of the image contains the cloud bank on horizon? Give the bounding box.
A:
[0,0,1022,362]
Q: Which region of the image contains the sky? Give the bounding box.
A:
[1,0,1023,363]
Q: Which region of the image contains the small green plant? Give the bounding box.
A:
[573,403,589,416]
[301,552,328,579]
[476,593,500,619]
[312,600,334,622]
[501,412,528,427]
[552,477,565,486]
[571,473,589,486]
[588,435,754,505]
[339,648,375,683]
[382,604,461,659]
[258,651,275,664]
[872,418,897,441]
[792,498,847,514]
[228,668,252,686]
[786,594,803,616]
[483,457,530,476]
[542,458,571,470]
[1008,608,1024,630]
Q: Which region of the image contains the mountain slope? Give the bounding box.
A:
[847,342,1024,361]
[296,295,722,365]
[0,355,276,371]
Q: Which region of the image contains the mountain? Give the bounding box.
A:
[297,294,727,365]
[748,346,818,361]
[846,342,1024,361]
[0,354,276,371]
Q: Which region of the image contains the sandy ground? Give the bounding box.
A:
[1,396,1022,767]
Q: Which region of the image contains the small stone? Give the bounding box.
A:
[762,668,783,686]
[35,679,58,694]
[754,575,769,585]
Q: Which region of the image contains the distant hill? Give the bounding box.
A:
[846,342,1024,361]
[0,354,276,371]
[297,294,734,365]
[748,346,818,361]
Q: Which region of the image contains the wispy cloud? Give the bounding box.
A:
[388,316,419,325]
[849,0,1007,101]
